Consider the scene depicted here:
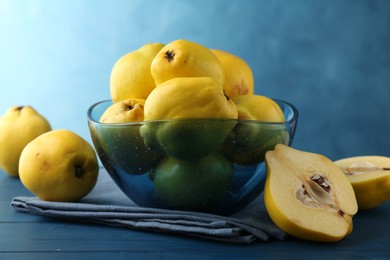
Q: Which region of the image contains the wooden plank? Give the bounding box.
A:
[1,214,390,255]
[0,174,33,202]
[1,251,389,260]
[1,209,390,258]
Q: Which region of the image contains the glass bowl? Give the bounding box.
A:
[87,99,298,215]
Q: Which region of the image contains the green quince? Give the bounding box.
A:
[153,153,234,211]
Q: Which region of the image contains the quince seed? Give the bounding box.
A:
[310,174,331,193]
[306,177,334,206]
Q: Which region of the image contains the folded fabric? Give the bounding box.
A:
[11,169,286,244]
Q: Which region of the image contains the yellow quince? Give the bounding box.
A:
[144,77,237,120]
[110,42,164,102]
[211,49,254,97]
[141,77,237,161]
[221,95,287,165]
[19,129,99,202]
[0,106,51,177]
[99,98,145,123]
[96,99,163,174]
[151,39,225,86]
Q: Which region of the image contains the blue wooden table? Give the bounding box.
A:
[1,169,389,259]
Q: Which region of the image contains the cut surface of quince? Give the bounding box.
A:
[334,156,390,210]
[264,144,358,242]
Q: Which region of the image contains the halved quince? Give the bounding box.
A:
[334,156,390,210]
[264,144,358,242]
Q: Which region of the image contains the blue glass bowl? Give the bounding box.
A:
[87,99,298,215]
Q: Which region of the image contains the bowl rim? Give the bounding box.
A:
[87,98,299,126]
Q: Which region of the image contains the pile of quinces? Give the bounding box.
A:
[100,39,288,166]
[96,39,289,212]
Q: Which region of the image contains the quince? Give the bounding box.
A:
[265,144,358,242]
[110,42,164,102]
[144,77,237,120]
[221,95,287,165]
[211,49,254,97]
[0,106,51,177]
[232,95,285,121]
[334,156,390,210]
[99,98,145,123]
[141,77,237,161]
[95,99,163,174]
[153,153,234,211]
[19,129,99,202]
[151,39,225,86]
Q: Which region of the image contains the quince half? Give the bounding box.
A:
[334,156,390,210]
[151,39,225,86]
[264,144,358,242]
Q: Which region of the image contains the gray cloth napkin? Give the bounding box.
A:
[11,168,286,244]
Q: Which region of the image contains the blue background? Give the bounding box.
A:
[0,0,389,160]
